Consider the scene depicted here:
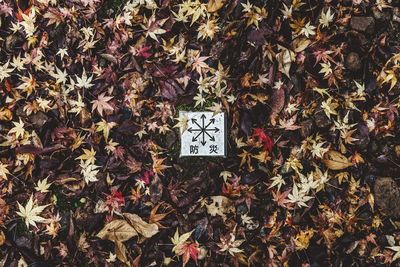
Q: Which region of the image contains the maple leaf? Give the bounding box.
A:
[91,93,114,117]
[288,183,313,208]
[280,3,293,19]
[321,98,338,119]
[149,203,173,227]
[56,48,69,59]
[80,160,100,184]
[0,61,13,81]
[382,69,398,90]
[17,195,49,228]
[272,189,291,208]
[0,163,10,180]
[75,69,94,89]
[96,119,117,141]
[151,155,170,175]
[319,62,333,77]
[252,128,274,152]
[105,190,125,213]
[68,93,86,115]
[197,19,219,40]
[43,8,64,26]
[51,66,68,84]
[295,229,315,250]
[268,174,286,192]
[45,213,61,239]
[143,15,167,42]
[9,119,26,139]
[319,8,334,28]
[310,141,329,158]
[76,147,97,165]
[35,177,52,193]
[106,252,117,263]
[191,53,209,75]
[218,232,245,256]
[171,228,199,266]
[173,114,189,134]
[300,22,316,37]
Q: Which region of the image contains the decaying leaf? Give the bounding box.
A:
[276,46,295,78]
[207,0,226,12]
[123,213,159,239]
[96,219,138,242]
[201,196,235,220]
[322,150,353,170]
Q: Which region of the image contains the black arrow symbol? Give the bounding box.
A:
[201,128,206,146]
[204,130,214,139]
[204,118,216,129]
[193,131,202,141]
[188,127,201,133]
[210,136,215,141]
[204,127,219,133]
[191,118,197,123]
[200,114,206,119]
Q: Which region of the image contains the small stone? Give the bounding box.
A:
[242,171,262,185]
[164,130,177,149]
[5,33,24,53]
[30,112,49,128]
[353,124,370,150]
[314,111,331,129]
[350,16,375,34]
[374,177,400,217]
[300,119,314,138]
[347,31,369,47]
[372,6,391,21]
[237,204,248,215]
[345,52,362,72]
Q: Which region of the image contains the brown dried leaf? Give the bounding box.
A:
[115,241,130,266]
[123,213,159,239]
[0,230,5,246]
[96,219,138,242]
[322,150,353,170]
[207,0,226,12]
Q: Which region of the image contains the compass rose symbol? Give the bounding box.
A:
[187,114,220,146]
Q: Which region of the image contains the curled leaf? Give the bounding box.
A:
[207,0,225,12]
[322,150,353,170]
[96,219,138,242]
[123,213,159,239]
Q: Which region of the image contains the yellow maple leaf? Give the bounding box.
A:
[76,147,96,165]
[17,195,49,228]
[0,163,10,180]
[9,119,25,139]
[96,119,117,141]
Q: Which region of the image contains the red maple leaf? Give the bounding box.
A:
[140,170,153,185]
[137,45,152,59]
[105,190,125,213]
[181,242,199,266]
[252,128,274,152]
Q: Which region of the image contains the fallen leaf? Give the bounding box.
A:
[207,0,226,12]
[123,213,159,239]
[96,219,138,242]
[0,230,5,246]
[322,150,353,170]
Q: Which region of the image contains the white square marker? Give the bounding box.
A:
[179,111,226,157]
